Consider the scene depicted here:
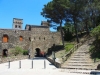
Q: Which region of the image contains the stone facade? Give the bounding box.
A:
[0,18,61,58]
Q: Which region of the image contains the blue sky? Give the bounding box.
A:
[0,0,56,31]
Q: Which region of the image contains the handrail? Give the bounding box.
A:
[61,36,93,64]
[61,42,83,64]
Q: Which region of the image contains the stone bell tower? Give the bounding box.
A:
[13,18,23,29]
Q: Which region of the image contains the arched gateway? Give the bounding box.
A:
[2,49,8,57]
[35,48,45,57]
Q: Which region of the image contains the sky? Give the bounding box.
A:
[0,0,56,31]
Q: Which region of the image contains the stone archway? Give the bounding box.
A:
[35,48,45,57]
[2,49,8,57]
[35,48,41,57]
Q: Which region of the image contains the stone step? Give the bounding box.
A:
[73,53,87,54]
[62,66,92,69]
[66,63,93,66]
[61,43,94,70]
[71,56,90,58]
[67,65,92,67]
[68,61,93,63]
[72,57,91,59]
[72,56,90,58]
[70,59,89,61]
[73,54,87,56]
[74,51,87,52]
[75,52,88,54]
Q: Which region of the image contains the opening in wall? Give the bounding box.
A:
[35,48,45,57]
[19,36,23,41]
[39,37,40,40]
[2,34,9,43]
[44,37,45,40]
[29,37,31,41]
[2,49,8,57]
[15,25,17,28]
[34,37,35,40]
[19,26,21,28]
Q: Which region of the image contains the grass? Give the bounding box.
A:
[65,43,74,52]
[49,42,75,63]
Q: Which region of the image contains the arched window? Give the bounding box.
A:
[2,35,8,43]
[19,36,23,41]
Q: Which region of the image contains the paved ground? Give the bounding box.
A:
[0,57,100,75]
[0,57,56,69]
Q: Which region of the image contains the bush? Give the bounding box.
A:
[12,46,23,56]
[23,50,28,55]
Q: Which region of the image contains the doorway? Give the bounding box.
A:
[35,48,45,57]
[35,48,41,57]
[3,49,8,57]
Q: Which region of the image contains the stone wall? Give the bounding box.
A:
[29,26,61,58]
[0,24,61,58]
[0,29,31,56]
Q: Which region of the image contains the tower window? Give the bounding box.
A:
[15,25,17,28]
[19,26,21,28]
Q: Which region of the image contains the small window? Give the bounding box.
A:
[19,36,23,41]
[15,25,17,28]
[19,26,21,28]
[52,36,53,38]
[29,37,31,41]
[44,37,45,40]
[34,37,35,40]
[39,37,40,40]
[2,35,8,43]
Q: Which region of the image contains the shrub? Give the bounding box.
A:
[23,50,28,55]
[12,46,23,56]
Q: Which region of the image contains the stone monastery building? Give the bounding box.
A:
[0,18,61,58]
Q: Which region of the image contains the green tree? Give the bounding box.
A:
[83,0,100,34]
[41,0,70,46]
[90,25,100,59]
[68,0,87,43]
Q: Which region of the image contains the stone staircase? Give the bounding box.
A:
[61,42,94,70]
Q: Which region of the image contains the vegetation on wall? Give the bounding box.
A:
[11,46,28,56]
